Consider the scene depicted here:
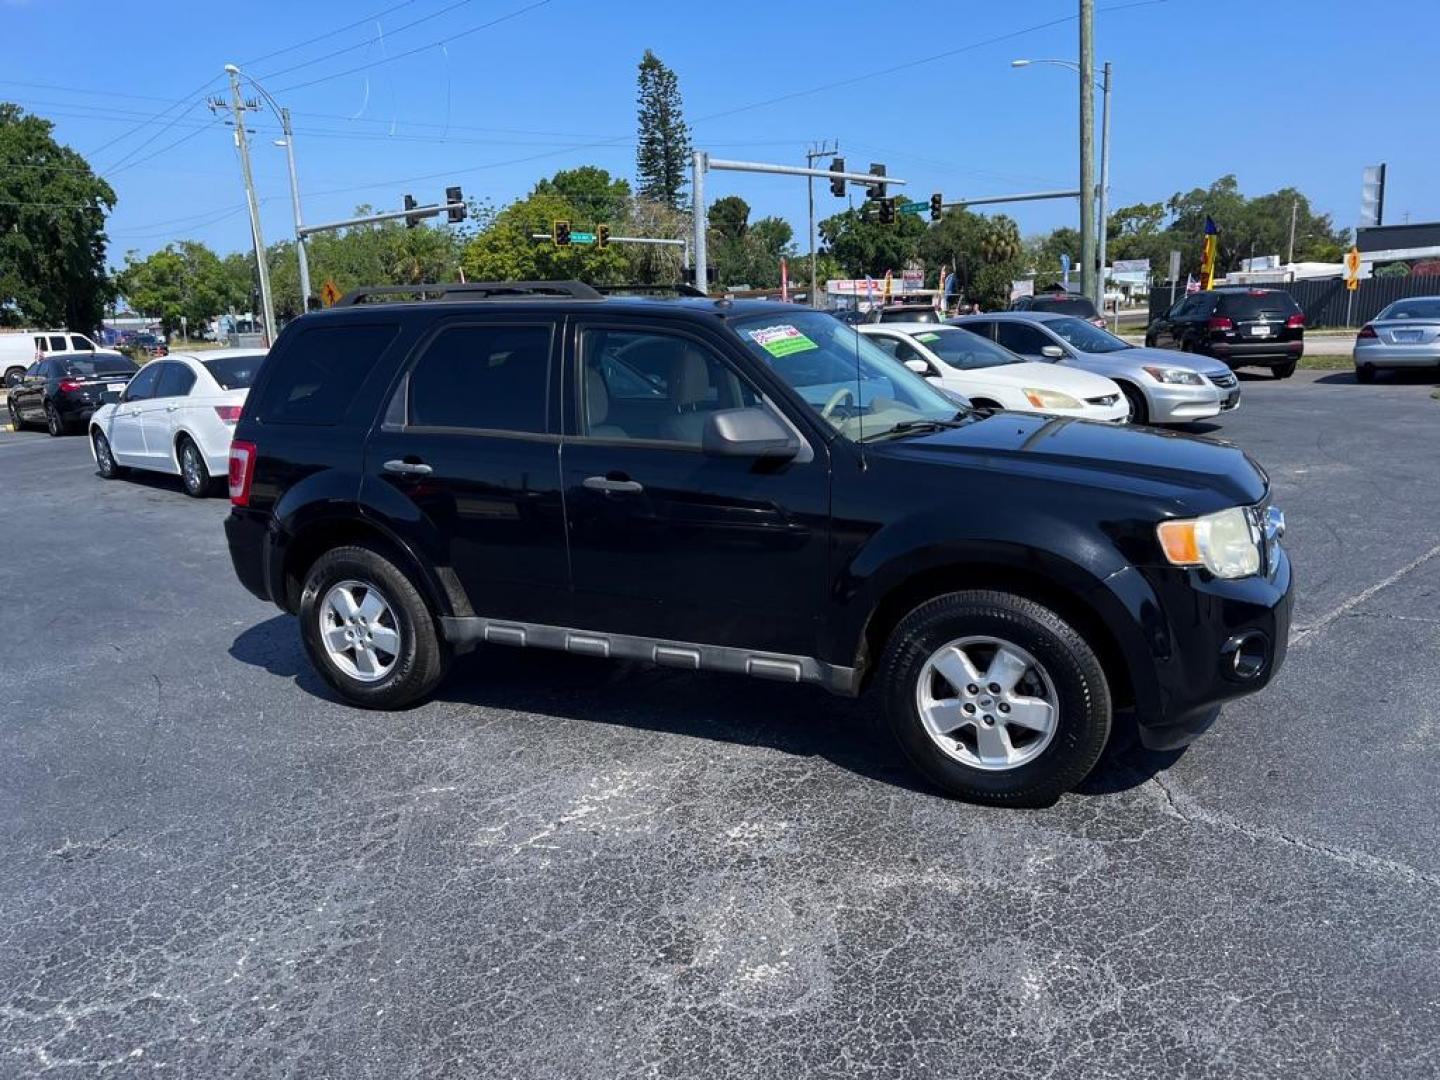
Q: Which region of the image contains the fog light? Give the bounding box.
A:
[1221,631,1269,681]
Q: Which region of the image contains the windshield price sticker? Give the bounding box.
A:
[915,332,941,342]
[748,325,818,357]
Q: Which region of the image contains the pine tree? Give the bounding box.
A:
[634,50,691,209]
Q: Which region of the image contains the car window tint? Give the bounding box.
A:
[48,336,67,351]
[252,323,398,426]
[1379,298,1440,320]
[1216,291,1300,319]
[122,363,162,401]
[995,323,1053,355]
[959,320,995,341]
[69,335,93,350]
[408,324,551,432]
[61,355,137,377]
[203,354,266,389]
[1031,296,1098,318]
[580,328,760,445]
[156,363,197,398]
[866,335,903,358]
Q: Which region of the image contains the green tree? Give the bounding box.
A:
[462,190,629,284]
[0,104,115,330]
[708,195,750,242]
[116,241,241,334]
[532,166,631,228]
[819,206,925,279]
[618,197,689,283]
[635,50,691,209]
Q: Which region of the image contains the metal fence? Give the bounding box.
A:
[1147,275,1440,328]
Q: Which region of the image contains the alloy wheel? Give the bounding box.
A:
[95,433,114,474]
[914,636,1059,771]
[319,579,401,683]
[182,444,203,493]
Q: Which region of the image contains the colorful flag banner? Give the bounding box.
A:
[1199,216,1219,290]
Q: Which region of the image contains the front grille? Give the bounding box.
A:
[1086,394,1119,406]
[1206,371,1238,389]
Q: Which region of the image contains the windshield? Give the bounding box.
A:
[61,354,138,377]
[915,327,1024,370]
[1378,298,1440,321]
[731,311,963,441]
[203,353,266,390]
[1045,317,1132,354]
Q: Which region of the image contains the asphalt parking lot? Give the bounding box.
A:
[2,369,1438,1079]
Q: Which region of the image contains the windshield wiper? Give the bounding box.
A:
[859,418,967,443]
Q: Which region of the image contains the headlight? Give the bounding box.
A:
[1142,365,1204,385]
[1156,507,1261,579]
[1023,387,1083,409]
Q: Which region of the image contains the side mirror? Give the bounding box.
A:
[701,407,799,460]
[903,358,931,375]
[100,390,121,405]
[1041,345,1065,359]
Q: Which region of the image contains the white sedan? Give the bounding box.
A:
[858,323,1129,423]
[88,349,267,497]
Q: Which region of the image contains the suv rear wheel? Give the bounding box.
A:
[299,544,450,709]
[1274,360,1297,379]
[877,590,1111,806]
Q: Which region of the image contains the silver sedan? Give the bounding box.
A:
[950,311,1239,425]
[1353,296,1440,382]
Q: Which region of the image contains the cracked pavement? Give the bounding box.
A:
[1,369,1437,1078]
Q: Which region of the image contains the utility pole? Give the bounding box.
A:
[805,139,838,308]
[1079,0,1096,305]
[220,64,275,345]
[1096,61,1112,313]
[278,107,311,310]
[1287,198,1298,264]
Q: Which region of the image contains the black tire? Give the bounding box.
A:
[4,366,25,390]
[7,396,26,431]
[1354,364,1375,383]
[1118,382,1149,424]
[92,430,126,478]
[298,544,450,709]
[45,402,67,437]
[1274,361,1297,379]
[177,437,211,498]
[876,590,1112,807]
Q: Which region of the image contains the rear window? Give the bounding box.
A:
[1029,295,1099,318]
[1215,291,1300,319]
[61,354,138,377]
[878,307,940,323]
[203,354,266,390]
[1378,298,1440,321]
[251,323,398,425]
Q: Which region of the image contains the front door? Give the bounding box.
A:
[361,317,571,626]
[108,361,162,463]
[560,319,831,657]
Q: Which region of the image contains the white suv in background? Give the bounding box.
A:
[2,330,102,388]
[859,323,1129,422]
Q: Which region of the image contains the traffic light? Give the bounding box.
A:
[930,193,943,221]
[866,163,887,200]
[829,157,846,198]
[878,197,896,226]
[445,185,466,224]
[553,220,571,247]
[596,223,610,248]
[403,193,420,229]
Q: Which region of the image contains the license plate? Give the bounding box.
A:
[1393,330,1423,343]
[1249,325,1271,337]
[107,382,127,391]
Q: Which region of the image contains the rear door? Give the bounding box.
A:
[13,360,50,420]
[109,362,161,463]
[361,315,571,626]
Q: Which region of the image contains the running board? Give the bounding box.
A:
[439,616,858,696]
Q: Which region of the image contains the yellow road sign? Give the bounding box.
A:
[1344,246,1361,280]
[320,280,342,307]
[1347,276,1360,292]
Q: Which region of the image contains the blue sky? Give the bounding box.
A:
[3,0,1436,266]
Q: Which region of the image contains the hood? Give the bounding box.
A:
[876,412,1267,508]
[1095,345,1229,378]
[966,361,1120,398]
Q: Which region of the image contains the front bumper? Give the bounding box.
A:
[1145,381,1229,423]
[1354,342,1440,368]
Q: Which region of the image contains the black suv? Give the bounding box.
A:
[225,281,1293,806]
[1146,288,1305,377]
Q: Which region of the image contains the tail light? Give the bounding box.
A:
[214,405,243,424]
[1286,313,1305,329]
[58,379,83,392]
[1357,324,1378,339]
[228,440,257,506]
[1207,316,1234,331]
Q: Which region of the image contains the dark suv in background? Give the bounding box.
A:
[1146,287,1305,377]
[225,281,1292,806]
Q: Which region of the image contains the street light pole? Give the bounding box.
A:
[223,64,275,345]
[1079,0,1096,306]
[276,108,311,310]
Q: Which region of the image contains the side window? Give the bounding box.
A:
[995,323,1053,356]
[962,320,996,341]
[251,322,398,426]
[121,363,162,402]
[408,324,552,433]
[26,361,42,378]
[891,340,928,368]
[579,328,761,445]
[48,335,67,352]
[42,359,63,378]
[155,363,197,398]
[866,334,904,358]
[70,335,95,351]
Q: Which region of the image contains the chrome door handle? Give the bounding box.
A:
[165,405,179,412]
[383,459,432,476]
[583,475,644,494]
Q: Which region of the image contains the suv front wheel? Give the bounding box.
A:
[299,544,450,709]
[877,590,1112,806]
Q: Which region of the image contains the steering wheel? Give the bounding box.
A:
[820,386,855,421]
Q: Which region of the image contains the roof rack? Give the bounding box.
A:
[335,281,603,306]
[590,284,708,298]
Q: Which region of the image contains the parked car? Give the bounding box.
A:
[223,281,1291,807]
[88,349,267,497]
[1352,296,1440,382]
[1,329,101,388]
[1145,287,1305,377]
[858,323,1127,422]
[1012,291,1106,328]
[127,332,169,358]
[7,351,138,436]
[873,305,943,324]
[953,312,1240,425]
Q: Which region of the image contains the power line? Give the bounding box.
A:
[83,75,222,162]
[256,0,478,82]
[239,0,428,68]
